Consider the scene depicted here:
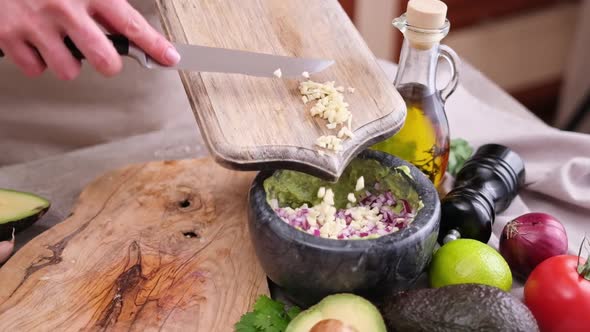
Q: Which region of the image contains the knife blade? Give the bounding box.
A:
[138,42,334,78]
[0,34,334,78]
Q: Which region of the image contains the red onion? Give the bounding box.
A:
[499,212,568,279]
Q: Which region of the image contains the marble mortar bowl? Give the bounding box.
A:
[247,150,441,308]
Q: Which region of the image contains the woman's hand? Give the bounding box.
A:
[0,0,180,80]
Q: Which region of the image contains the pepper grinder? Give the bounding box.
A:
[438,144,526,245]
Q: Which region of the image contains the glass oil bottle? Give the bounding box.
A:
[372,0,460,187]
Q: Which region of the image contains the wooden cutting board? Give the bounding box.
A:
[155,0,406,181]
[0,159,267,331]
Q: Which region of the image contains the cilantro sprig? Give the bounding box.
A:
[235,295,301,332]
[448,138,473,177]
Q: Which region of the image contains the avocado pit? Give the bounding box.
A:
[286,293,387,332]
[310,319,358,332]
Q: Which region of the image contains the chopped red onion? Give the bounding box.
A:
[272,183,417,240]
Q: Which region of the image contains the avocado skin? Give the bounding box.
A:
[0,206,49,241]
[380,284,539,332]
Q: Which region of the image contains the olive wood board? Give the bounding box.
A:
[0,158,267,331]
[155,0,406,181]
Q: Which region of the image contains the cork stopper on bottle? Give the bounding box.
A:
[403,0,448,49]
[407,0,447,29]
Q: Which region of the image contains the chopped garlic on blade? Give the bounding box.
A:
[273,68,282,78]
[302,71,310,79]
[326,123,337,130]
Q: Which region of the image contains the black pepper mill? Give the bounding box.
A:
[438,144,526,245]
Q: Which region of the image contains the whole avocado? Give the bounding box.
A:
[381,284,539,332]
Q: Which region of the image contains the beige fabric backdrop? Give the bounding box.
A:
[0,1,194,167]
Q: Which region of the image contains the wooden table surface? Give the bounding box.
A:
[0,60,539,252]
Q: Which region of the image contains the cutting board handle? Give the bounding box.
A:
[0,34,129,60]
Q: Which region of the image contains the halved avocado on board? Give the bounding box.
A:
[286,293,386,332]
[0,189,50,241]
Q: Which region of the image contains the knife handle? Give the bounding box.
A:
[0,34,129,60]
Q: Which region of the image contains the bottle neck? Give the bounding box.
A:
[394,38,440,94]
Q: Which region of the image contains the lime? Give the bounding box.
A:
[429,239,512,291]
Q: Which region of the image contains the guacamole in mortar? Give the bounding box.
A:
[263,159,424,240]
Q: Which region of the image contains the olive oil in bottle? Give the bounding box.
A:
[371,0,460,188]
[372,83,450,186]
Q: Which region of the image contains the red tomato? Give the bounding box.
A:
[524,254,590,332]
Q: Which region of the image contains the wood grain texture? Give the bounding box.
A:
[155,0,406,181]
[0,159,267,331]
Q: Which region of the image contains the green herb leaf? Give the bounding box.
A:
[234,295,301,332]
[448,138,473,177]
[235,312,259,332]
[254,311,289,332]
[254,295,285,315]
[253,313,274,330]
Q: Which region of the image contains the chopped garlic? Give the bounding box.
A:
[355,176,365,191]
[273,68,282,78]
[316,135,343,152]
[347,193,357,203]
[323,188,335,205]
[269,198,279,209]
[299,80,351,126]
[317,187,326,198]
[347,87,355,93]
[302,96,308,104]
[307,216,318,227]
[326,123,337,130]
[337,126,354,139]
[302,71,310,79]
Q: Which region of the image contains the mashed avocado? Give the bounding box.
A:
[264,158,422,211]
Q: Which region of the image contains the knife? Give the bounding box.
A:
[0,34,334,78]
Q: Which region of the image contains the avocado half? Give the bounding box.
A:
[286,293,386,332]
[0,189,50,241]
